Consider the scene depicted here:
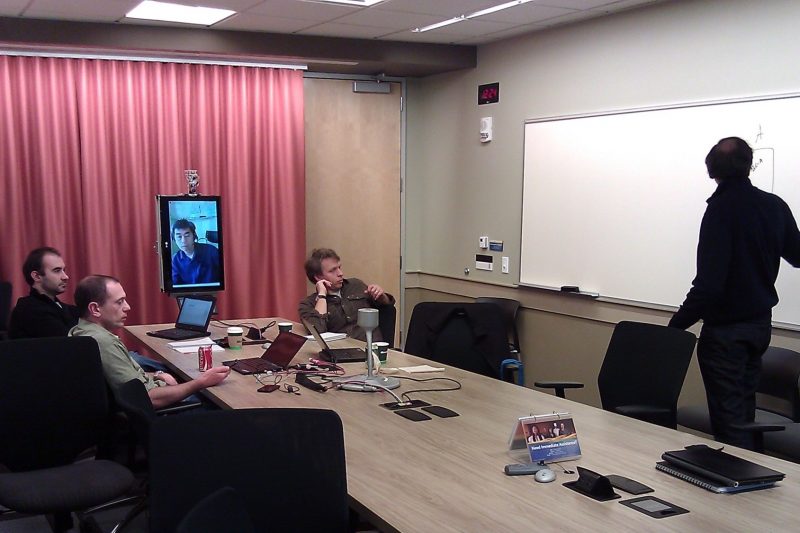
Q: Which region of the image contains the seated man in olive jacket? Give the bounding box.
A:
[298,248,394,342]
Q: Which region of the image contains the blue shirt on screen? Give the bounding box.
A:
[171,243,220,285]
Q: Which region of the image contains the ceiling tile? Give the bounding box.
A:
[480,3,575,24]
[24,0,139,21]
[296,21,393,38]
[214,12,313,32]
[246,0,358,21]
[375,0,498,17]
[0,0,29,17]
[381,29,471,45]
[334,8,440,30]
[192,0,266,9]
[538,0,619,8]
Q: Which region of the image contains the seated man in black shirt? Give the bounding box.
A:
[9,247,79,339]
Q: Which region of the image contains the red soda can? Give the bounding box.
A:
[198,345,213,371]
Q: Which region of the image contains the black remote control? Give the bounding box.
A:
[504,463,546,476]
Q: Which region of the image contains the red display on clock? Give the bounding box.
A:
[478,82,500,105]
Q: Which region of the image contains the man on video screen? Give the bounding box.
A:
[171,219,220,285]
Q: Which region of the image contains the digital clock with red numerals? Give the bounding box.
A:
[478,82,500,105]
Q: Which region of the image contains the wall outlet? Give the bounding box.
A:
[502,256,510,274]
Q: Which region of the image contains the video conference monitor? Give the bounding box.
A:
[156,195,225,294]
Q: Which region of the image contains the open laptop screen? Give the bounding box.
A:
[176,297,214,331]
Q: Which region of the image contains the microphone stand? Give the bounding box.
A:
[338,308,400,392]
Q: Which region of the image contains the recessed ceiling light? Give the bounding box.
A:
[126,1,235,26]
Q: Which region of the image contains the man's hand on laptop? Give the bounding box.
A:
[196,366,231,388]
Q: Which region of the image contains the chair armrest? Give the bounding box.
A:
[534,381,584,399]
[614,405,672,417]
[156,400,203,415]
[729,422,785,434]
[729,422,785,452]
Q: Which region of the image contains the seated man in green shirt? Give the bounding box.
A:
[69,274,229,409]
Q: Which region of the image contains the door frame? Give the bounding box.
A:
[303,72,407,345]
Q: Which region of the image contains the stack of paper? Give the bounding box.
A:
[167,337,224,353]
[305,331,347,342]
[399,364,445,373]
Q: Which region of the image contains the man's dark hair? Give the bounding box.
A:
[172,219,197,241]
[22,247,62,286]
[304,248,340,284]
[705,137,753,180]
[75,275,120,318]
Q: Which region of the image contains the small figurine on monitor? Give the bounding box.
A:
[185,169,199,196]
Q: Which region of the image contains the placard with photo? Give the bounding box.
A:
[508,412,581,463]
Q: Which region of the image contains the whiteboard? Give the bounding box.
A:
[520,94,800,326]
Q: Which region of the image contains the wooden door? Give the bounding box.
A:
[304,78,402,324]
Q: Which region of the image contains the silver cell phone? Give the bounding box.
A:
[504,463,546,476]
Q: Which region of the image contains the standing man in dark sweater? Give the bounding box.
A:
[9,247,79,339]
[670,137,800,449]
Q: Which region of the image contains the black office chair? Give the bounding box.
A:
[475,297,525,385]
[536,321,697,429]
[206,230,219,243]
[148,408,349,533]
[0,280,11,340]
[0,337,135,532]
[113,378,205,469]
[678,346,800,458]
[176,486,256,533]
[378,302,397,347]
[405,302,510,379]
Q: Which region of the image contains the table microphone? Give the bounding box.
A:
[337,308,400,392]
[358,308,379,378]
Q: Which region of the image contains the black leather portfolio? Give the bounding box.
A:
[662,445,784,487]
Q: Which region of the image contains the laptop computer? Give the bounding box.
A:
[223,331,307,375]
[304,322,365,363]
[147,295,215,340]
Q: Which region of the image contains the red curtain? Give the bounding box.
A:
[0,55,306,325]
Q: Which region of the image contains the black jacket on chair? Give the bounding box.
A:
[404,302,510,379]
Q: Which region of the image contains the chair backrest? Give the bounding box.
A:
[597,321,697,427]
[176,486,256,533]
[404,302,510,379]
[149,408,349,533]
[758,346,800,422]
[475,297,521,352]
[0,280,11,338]
[378,303,397,347]
[114,378,158,450]
[0,337,110,471]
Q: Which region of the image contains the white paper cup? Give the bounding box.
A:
[227,326,244,349]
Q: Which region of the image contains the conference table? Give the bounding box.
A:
[127,318,800,532]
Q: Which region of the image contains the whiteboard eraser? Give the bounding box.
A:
[560,286,580,292]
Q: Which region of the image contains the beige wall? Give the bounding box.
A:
[404,0,800,408]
